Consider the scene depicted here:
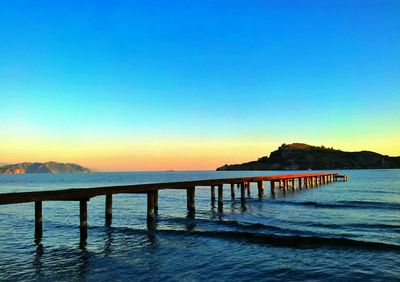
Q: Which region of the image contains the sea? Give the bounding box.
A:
[0,169,399,281]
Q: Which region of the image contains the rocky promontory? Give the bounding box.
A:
[217,143,400,171]
[0,162,92,174]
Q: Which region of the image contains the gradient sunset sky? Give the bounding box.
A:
[1,1,399,171]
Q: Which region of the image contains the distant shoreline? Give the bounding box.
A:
[1,167,400,175]
[217,143,400,171]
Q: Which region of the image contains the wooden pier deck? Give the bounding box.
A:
[0,172,346,246]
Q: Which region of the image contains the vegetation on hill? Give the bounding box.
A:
[217,143,400,171]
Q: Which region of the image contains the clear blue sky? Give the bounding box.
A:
[1,1,399,170]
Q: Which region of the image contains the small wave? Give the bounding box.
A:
[161,216,287,233]
[308,222,400,231]
[101,226,400,252]
[191,231,400,252]
[279,200,400,210]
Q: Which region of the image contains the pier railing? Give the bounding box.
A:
[0,172,347,245]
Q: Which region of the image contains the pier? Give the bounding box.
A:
[0,172,346,246]
[334,174,349,181]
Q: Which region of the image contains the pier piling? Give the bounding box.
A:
[105,194,112,226]
[230,183,235,199]
[154,190,159,213]
[187,187,195,212]
[246,182,251,196]
[284,179,289,191]
[147,191,156,220]
[217,185,223,208]
[35,201,42,243]
[240,182,246,200]
[80,199,88,244]
[211,186,216,204]
[257,181,264,198]
[270,181,276,194]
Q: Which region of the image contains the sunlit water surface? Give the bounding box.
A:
[0,170,399,281]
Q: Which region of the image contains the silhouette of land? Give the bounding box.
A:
[0,162,91,174]
[217,143,400,171]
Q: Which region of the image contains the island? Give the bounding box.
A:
[0,162,92,174]
[217,143,400,171]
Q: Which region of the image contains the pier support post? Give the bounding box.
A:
[35,201,42,243]
[257,181,264,198]
[270,181,276,194]
[270,181,276,193]
[187,187,196,212]
[230,183,235,199]
[279,180,283,189]
[154,190,159,213]
[211,186,216,204]
[246,182,251,196]
[240,182,246,200]
[147,191,156,220]
[105,194,112,226]
[284,179,289,191]
[80,199,88,244]
[291,179,296,190]
[298,178,303,189]
[304,177,309,188]
[217,185,223,208]
[311,177,315,188]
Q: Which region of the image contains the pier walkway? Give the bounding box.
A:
[0,172,347,245]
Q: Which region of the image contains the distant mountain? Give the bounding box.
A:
[0,162,92,174]
[217,143,400,171]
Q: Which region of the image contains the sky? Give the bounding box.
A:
[0,0,399,171]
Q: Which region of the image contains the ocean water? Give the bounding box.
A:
[0,170,399,281]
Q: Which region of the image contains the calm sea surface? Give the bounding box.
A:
[0,170,399,281]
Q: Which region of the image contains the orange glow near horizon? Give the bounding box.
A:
[1,134,400,172]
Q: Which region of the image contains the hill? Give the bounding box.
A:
[0,162,92,174]
[217,143,400,171]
